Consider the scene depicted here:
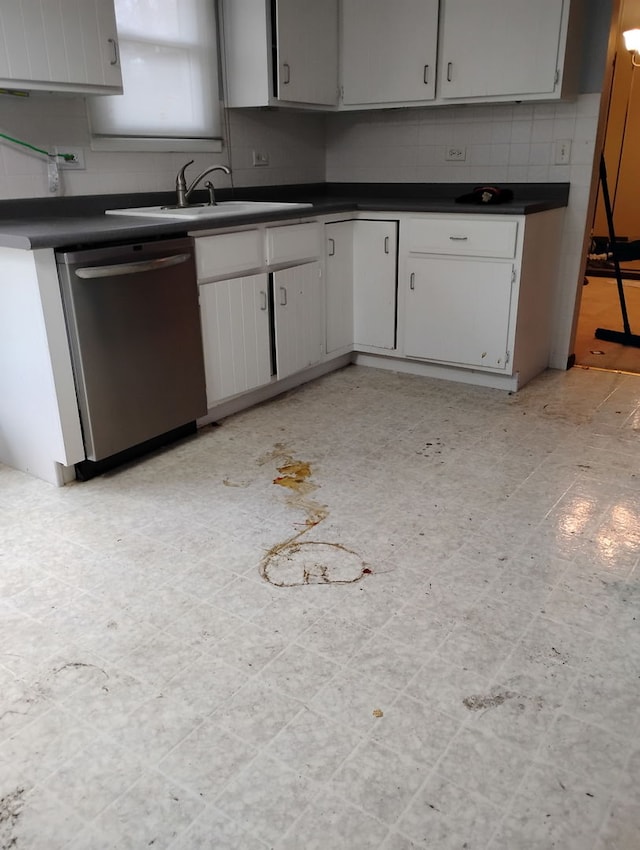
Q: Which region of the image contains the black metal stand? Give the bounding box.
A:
[594,153,640,347]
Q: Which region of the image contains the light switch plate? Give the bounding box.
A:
[252,150,270,167]
[554,139,571,165]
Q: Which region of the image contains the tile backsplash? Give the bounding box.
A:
[0,95,326,199]
[325,96,599,186]
[1,93,600,201]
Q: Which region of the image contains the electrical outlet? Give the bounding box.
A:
[554,139,571,165]
[54,146,85,169]
[445,146,466,162]
[252,150,269,167]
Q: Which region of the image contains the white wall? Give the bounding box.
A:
[0,96,326,198]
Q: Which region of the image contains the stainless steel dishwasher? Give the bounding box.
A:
[56,237,207,479]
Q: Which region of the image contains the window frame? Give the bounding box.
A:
[88,0,223,154]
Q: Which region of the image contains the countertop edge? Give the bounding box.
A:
[0,182,570,251]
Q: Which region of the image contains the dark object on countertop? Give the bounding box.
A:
[455,185,514,205]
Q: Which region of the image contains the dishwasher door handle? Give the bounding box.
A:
[75,253,192,279]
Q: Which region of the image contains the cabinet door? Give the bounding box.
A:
[353,221,398,350]
[199,274,272,406]
[404,257,513,370]
[93,0,124,89]
[273,262,324,379]
[341,0,438,105]
[440,0,564,99]
[325,222,354,354]
[0,0,122,92]
[276,0,338,105]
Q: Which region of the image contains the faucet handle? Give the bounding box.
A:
[204,180,216,206]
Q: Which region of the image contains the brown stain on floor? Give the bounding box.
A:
[259,445,370,587]
[273,460,313,490]
[263,539,370,587]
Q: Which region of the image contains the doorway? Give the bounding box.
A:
[574,0,640,373]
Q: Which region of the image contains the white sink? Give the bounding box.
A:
[105,200,313,220]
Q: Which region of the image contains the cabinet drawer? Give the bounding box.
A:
[195,229,263,281]
[407,218,518,258]
[266,222,321,266]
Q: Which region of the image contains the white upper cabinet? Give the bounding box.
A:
[439,0,581,102]
[0,0,123,94]
[221,0,338,108]
[276,0,338,105]
[223,0,583,110]
[341,0,438,106]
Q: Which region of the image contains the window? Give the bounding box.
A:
[89,0,222,152]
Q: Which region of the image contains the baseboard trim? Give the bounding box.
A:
[198,354,353,425]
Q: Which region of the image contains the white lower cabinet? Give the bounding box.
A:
[353,220,398,350]
[194,208,563,413]
[273,262,324,379]
[404,257,514,370]
[194,220,323,408]
[400,215,518,372]
[324,218,398,354]
[195,229,263,281]
[394,210,565,389]
[325,221,354,354]
[199,274,272,406]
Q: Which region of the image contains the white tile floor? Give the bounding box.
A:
[1,364,640,849]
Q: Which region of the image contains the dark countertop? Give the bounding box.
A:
[0,182,570,250]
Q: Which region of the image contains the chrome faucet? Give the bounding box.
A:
[175,161,231,207]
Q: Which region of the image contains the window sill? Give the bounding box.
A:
[90,137,223,154]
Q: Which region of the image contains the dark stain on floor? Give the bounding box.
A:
[0,787,24,849]
[463,691,517,711]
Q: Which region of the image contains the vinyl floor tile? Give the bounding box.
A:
[2,364,640,848]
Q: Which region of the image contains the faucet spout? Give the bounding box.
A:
[175,162,231,207]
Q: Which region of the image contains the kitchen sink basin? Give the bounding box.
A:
[105,200,313,220]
